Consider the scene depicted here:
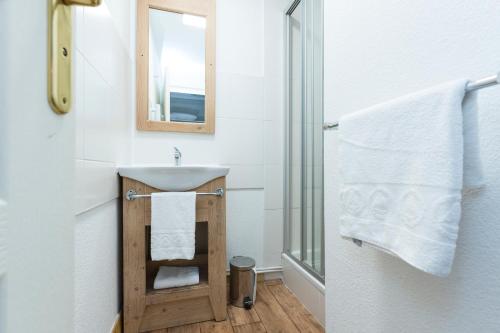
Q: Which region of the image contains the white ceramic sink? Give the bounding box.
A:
[117,165,230,191]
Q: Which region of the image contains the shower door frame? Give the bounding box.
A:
[283,0,325,283]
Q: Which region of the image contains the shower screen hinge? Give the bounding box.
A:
[47,0,101,115]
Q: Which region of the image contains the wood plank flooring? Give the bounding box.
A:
[149,280,324,333]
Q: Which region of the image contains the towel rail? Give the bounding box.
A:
[126,188,224,201]
[323,72,500,131]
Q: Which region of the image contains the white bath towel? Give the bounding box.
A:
[338,79,483,277]
[151,192,196,261]
[153,266,199,289]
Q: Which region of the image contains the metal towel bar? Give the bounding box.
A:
[126,188,224,201]
[323,72,500,131]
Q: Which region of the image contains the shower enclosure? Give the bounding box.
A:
[284,0,324,281]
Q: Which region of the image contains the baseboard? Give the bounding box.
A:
[255,266,283,274]
[110,313,122,333]
[226,266,284,282]
[226,268,284,285]
[258,268,283,282]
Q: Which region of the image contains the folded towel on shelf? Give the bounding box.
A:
[151,192,196,261]
[338,79,483,277]
[153,266,200,289]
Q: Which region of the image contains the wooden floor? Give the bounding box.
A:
[149,280,324,333]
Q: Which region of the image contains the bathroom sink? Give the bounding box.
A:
[117,165,230,191]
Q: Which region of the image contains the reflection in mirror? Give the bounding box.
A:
[148,9,206,123]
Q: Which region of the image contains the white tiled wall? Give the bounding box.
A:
[226,190,265,265]
[73,1,133,332]
[131,0,286,270]
[262,0,288,268]
[216,0,264,77]
[216,73,265,121]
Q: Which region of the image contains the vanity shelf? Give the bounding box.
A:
[145,266,209,305]
[121,177,227,332]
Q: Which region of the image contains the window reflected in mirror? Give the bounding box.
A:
[148,9,206,123]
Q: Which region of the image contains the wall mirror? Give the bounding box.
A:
[137,0,216,133]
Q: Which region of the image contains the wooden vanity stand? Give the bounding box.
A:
[121,176,227,332]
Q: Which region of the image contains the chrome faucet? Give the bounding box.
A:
[174,147,182,166]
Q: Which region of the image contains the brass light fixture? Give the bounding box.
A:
[47,0,102,115]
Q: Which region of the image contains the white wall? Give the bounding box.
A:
[73,1,133,332]
[324,1,500,332]
[132,0,285,270]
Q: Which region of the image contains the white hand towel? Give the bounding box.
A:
[153,266,199,289]
[151,192,196,261]
[338,79,483,277]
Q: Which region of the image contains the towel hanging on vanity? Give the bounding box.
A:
[338,79,483,277]
[151,192,196,261]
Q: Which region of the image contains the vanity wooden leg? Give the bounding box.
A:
[208,177,227,321]
[123,179,147,332]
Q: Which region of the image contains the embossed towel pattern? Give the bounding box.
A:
[338,79,483,277]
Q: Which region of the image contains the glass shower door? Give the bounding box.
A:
[287,0,303,264]
[285,0,324,280]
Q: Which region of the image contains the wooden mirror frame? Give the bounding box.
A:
[136,0,216,133]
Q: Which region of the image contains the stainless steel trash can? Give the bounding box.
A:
[229,256,256,309]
